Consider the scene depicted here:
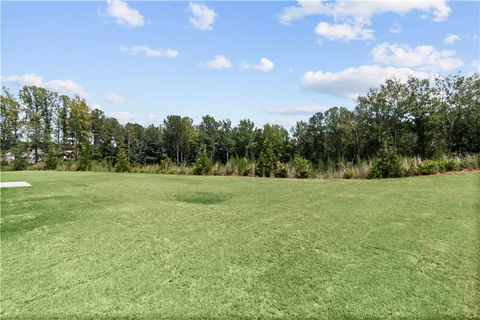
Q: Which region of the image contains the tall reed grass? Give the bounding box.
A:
[5,154,479,179]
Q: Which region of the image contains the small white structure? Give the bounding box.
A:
[0,182,31,188]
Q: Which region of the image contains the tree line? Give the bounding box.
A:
[1,73,479,172]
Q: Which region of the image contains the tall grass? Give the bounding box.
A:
[7,154,479,179]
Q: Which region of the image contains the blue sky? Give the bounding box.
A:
[2,0,479,127]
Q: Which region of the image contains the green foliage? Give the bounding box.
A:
[402,158,419,176]
[77,142,91,171]
[457,155,478,170]
[343,168,354,179]
[210,162,222,176]
[193,145,211,175]
[293,155,312,178]
[115,148,130,173]
[12,153,28,171]
[256,139,277,177]
[440,159,459,172]
[418,160,439,175]
[44,149,58,170]
[231,157,251,176]
[275,162,288,178]
[159,157,174,173]
[2,73,480,179]
[369,146,403,179]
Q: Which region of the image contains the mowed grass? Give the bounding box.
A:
[1,171,479,320]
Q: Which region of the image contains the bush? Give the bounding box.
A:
[418,160,439,175]
[159,157,174,173]
[193,145,211,175]
[222,162,233,176]
[13,155,28,171]
[343,168,353,179]
[458,155,477,170]
[275,162,288,178]
[441,158,459,172]
[293,155,311,178]
[115,148,130,173]
[44,150,59,170]
[402,158,418,176]
[237,158,251,176]
[256,140,277,177]
[77,143,91,171]
[369,146,403,179]
[211,162,222,176]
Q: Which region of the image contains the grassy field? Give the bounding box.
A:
[1,171,479,319]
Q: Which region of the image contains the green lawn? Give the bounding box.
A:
[1,171,479,319]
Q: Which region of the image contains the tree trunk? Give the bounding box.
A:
[176,143,179,164]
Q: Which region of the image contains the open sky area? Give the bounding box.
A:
[2,0,479,127]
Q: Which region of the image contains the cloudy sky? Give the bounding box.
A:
[2,0,479,127]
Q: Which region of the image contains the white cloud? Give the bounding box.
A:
[105,93,127,105]
[271,118,299,128]
[104,0,144,27]
[109,112,162,124]
[46,80,88,98]
[444,33,460,45]
[372,42,463,72]
[243,58,275,72]
[119,45,178,58]
[206,55,232,70]
[2,73,43,87]
[389,23,402,34]
[301,65,430,98]
[189,2,216,31]
[266,105,328,115]
[110,111,136,122]
[2,73,88,97]
[278,0,330,25]
[315,21,373,41]
[279,0,451,25]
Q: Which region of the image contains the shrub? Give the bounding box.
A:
[211,162,222,176]
[275,162,288,178]
[441,158,459,172]
[402,158,419,176]
[0,163,14,171]
[115,148,130,173]
[77,143,91,171]
[418,160,439,175]
[193,145,211,175]
[30,162,44,170]
[13,155,28,171]
[236,158,251,176]
[343,168,353,179]
[293,155,312,178]
[256,140,277,177]
[159,158,174,173]
[458,155,477,170]
[369,146,403,179]
[44,150,59,170]
[222,162,233,176]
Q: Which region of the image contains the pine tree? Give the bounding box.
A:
[44,148,58,170]
[77,142,90,171]
[115,148,130,173]
[193,145,211,175]
[256,139,277,177]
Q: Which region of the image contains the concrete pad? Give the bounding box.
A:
[0,181,31,188]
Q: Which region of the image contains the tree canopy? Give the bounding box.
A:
[1,73,479,168]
